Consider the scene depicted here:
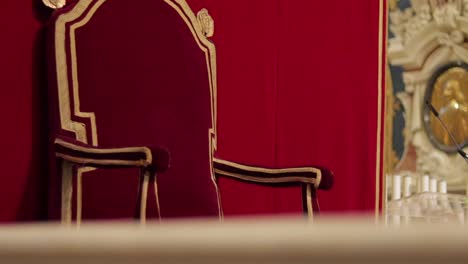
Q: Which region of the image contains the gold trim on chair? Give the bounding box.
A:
[55,0,104,145]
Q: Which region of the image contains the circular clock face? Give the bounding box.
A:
[423,62,468,153]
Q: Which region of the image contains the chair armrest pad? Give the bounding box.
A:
[54,136,170,172]
[212,157,333,190]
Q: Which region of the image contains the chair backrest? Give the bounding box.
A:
[48,0,221,219]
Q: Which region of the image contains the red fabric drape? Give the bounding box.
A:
[0,1,50,221]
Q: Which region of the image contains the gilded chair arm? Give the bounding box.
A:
[54,137,170,172]
[212,158,333,190]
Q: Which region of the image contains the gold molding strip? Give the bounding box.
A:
[375,0,386,219]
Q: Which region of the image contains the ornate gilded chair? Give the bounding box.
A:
[46,0,334,224]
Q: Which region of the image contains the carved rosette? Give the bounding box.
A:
[42,0,66,9]
[197,8,214,38]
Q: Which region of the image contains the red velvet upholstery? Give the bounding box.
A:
[47,0,333,222]
[48,0,221,219]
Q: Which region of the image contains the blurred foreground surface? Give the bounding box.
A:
[0,216,467,264]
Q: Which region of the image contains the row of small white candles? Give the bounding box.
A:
[391,174,447,201]
[388,174,465,226]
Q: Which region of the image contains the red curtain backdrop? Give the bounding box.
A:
[0,0,385,221]
[0,1,50,221]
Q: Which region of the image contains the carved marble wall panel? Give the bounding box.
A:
[388,0,468,191]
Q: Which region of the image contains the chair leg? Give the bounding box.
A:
[152,173,161,220]
[136,170,150,224]
[76,171,82,226]
[75,166,94,226]
[61,161,73,225]
[312,189,320,213]
[135,172,143,220]
[301,184,314,220]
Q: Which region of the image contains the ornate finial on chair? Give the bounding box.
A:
[42,0,66,9]
[197,8,214,38]
[389,0,400,10]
